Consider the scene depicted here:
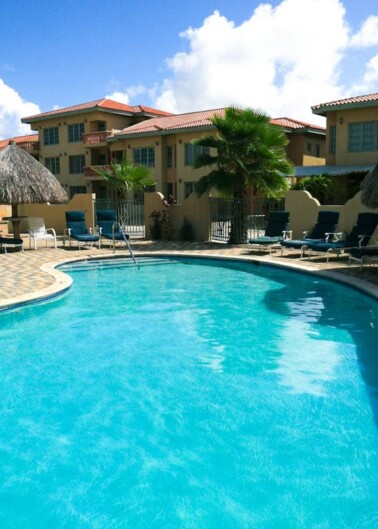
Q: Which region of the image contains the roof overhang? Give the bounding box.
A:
[107,124,215,142]
[312,100,378,117]
[21,106,135,124]
[294,164,374,177]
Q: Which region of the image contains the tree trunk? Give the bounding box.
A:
[229,183,248,244]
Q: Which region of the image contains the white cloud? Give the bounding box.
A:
[350,53,378,94]
[153,0,352,124]
[0,79,40,140]
[105,90,130,105]
[105,84,150,105]
[350,15,378,47]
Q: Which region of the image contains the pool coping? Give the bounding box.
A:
[1,250,378,313]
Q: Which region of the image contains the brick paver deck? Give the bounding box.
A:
[1,239,378,310]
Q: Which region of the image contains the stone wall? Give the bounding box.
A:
[144,192,211,242]
[285,190,378,240]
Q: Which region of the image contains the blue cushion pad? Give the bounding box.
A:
[0,236,23,244]
[281,238,324,249]
[249,236,281,244]
[307,241,352,251]
[71,234,99,242]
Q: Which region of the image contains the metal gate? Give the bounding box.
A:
[94,198,145,238]
[210,197,284,243]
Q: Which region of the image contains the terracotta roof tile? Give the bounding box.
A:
[22,98,172,122]
[111,109,325,138]
[272,117,325,131]
[131,105,173,117]
[111,109,226,137]
[0,134,39,149]
[312,92,378,114]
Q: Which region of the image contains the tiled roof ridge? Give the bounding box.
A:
[22,98,172,121]
[272,116,325,130]
[22,98,135,121]
[312,92,378,110]
[131,105,174,116]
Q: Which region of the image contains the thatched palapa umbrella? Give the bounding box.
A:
[0,142,67,238]
[361,163,378,209]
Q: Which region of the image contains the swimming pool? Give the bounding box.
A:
[1,256,378,528]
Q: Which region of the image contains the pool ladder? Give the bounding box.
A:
[115,223,138,267]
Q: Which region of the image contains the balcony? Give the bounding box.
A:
[19,141,40,152]
[83,131,112,146]
[84,165,112,179]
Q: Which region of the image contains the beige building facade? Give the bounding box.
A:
[104,111,325,204]
[17,100,326,204]
[20,99,172,200]
[312,92,378,167]
[297,92,378,202]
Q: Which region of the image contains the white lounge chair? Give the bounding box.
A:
[27,217,57,250]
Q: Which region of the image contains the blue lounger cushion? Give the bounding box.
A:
[307,212,378,261]
[0,236,23,245]
[281,210,340,252]
[96,210,130,241]
[248,211,290,248]
[65,211,100,247]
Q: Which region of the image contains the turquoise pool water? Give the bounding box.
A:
[1,256,378,528]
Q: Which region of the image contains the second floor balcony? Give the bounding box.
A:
[84,165,112,178]
[83,131,112,146]
[18,141,40,152]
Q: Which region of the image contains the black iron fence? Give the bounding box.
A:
[94,198,145,238]
[210,197,285,243]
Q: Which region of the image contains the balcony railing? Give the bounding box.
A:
[83,131,112,145]
[18,141,40,152]
[84,165,112,178]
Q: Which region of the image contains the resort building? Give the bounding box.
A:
[106,111,325,203]
[294,92,378,202]
[17,98,326,203]
[18,98,326,205]
[20,99,172,200]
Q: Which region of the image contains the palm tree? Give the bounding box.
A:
[193,107,293,244]
[95,159,155,199]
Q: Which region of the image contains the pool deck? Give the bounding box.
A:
[1,238,378,311]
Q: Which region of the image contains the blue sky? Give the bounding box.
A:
[1,0,378,138]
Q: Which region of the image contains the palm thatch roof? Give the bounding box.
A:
[361,163,378,209]
[0,142,67,206]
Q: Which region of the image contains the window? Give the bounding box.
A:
[45,157,60,175]
[111,150,123,163]
[307,142,312,152]
[69,154,85,174]
[315,144,321,157]
[184,144,210,166]
[348,121,378,152]
[133,147,155,167]
[68,122,84,142]
[184,182,196,199]
[329,125,336,154]
[167,145,176,168]
[362,122,377,151]
[43,127,59,145]
[69,186,87,199]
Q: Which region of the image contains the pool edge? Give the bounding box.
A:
[1,251,377,312]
